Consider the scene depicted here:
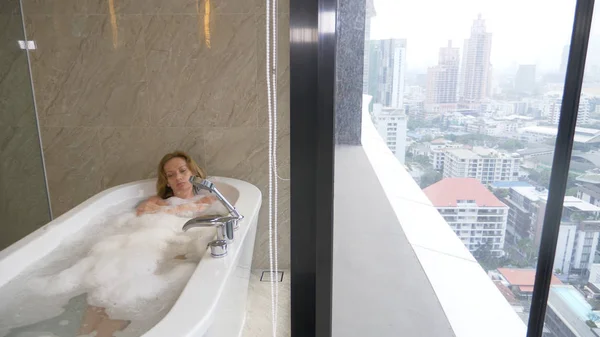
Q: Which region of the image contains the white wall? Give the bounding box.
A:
[590,263,600,283]
[554,225,577,275]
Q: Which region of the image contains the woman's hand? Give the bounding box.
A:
[136,200,162,216]
[196,195,217,204]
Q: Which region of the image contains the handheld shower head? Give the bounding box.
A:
[189,176,215,192]
[189,177,243,220]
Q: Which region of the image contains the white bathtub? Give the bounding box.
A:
[0,177,262,337]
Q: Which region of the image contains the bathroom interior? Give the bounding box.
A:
[0,0,290,334]
[3,0,593,335]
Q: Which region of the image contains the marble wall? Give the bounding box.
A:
[21,0,290,268]
[0,0,51,250]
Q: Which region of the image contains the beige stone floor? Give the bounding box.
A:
[242,269,291,337]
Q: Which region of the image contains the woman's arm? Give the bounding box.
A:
[136,196,168,216]
[161,196,216,216]
[137,195,217,217]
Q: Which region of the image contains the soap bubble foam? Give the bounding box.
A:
[0,199,215,337]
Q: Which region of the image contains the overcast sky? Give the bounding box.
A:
[370,0,600,73]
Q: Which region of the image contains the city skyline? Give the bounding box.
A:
[369,0,600,72]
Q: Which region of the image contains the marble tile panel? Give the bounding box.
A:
[0,15,39,127]
[27,15,147,126]
[144,14,257,127]
[203,127,267,186]
[99,127,205,188]
[0,0,20,15]
[25,15,92,127]
[242,269,291,337]
[21,0,88,15]
[252,179,290,269]
[41,80,149,127]
[40,126,104,216]
[256,13,289,129]
[0,125,51,250]
[87,0,258,15]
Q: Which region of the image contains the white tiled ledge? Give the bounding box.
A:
[359,96,526,337]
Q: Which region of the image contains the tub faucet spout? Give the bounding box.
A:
[182,178,244,258]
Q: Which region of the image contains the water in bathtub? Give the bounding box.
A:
[0,197,219,337]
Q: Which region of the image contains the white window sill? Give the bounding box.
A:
[333,97,527,337]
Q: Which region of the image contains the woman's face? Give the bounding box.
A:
[163,157,194,198]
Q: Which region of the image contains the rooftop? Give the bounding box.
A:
[511,186,600,211]
[493,280,520,306]
[511,186,548,202]
[579,183,600,199]
[431,138,448,144]
[490,181,533,189]
[445,147,518,159]
[445,148,480,159]
[516,146,554,157]
[423,178,507,208]
[547,285,600,337]
[519,126,600,144]
[556,196,600,212]
[577,173,600,184]
[497,268,563,293]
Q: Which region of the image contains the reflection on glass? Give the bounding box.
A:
[541,3,600,337]
[362,0,592,334]
[0,0,51,249]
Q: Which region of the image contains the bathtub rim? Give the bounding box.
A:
[0,176,261,294]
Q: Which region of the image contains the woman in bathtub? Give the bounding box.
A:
[78,151,218,336]
[82,151,218,336]
[7,151,218,337]
[136,151,218,217]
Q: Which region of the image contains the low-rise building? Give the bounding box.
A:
[424,178,508,256]
[442,147,521,184]
[504,185,600,275]
[489,268,563,299]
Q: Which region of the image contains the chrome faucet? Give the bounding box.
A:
[182,177,244,258]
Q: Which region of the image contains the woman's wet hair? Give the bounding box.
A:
[157,151,206,199]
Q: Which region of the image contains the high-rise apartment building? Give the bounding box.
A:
[544,92,590,126]
[426,40,460,104]
[514,65,536,95]
[459,15,493,103]
[504,185,600,275]
[424,178,508,257]
[373,103,408,164]
[442,147,521,184]
[367,39,407,108]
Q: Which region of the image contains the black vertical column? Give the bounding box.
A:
[290,0,336,336]
[527,0,594,336]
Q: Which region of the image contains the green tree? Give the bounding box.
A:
[473,242,510,271]
[420,170,442,188]
[446,134,457,141]
[566,187,579,196]
[414,155,431,167]
[517,238,537,264]
[499,139,525,152]
[494,189,509,199]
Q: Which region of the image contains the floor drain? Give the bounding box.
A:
[260,270,284,282]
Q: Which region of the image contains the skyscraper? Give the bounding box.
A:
[426,40,460,104]
[544,92,590,126]
[514,65,536,95]
[373,104,408,164]
[459,15,493,103]
[367,39,407,109]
